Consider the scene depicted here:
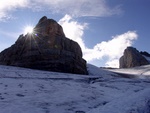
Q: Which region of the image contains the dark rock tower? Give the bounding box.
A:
[119,47,149,68]
[0,16,88,75]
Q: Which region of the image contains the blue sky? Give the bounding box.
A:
[0,0,150,68]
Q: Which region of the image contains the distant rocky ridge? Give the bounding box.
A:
[0,16,88,75]
[140,51,150,57]
[119,47,150,68]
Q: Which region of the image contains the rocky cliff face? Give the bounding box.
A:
[0,16,88,75]
[119,47,149,68]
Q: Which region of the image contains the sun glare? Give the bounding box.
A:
[24,26,34,35]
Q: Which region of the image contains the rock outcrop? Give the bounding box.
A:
[0,16,88,75]
[119,47,149,68]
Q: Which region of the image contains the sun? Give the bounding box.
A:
[24,26,34,35]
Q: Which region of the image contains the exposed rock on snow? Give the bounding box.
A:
[0,16,87,75]
[119,47,149,68]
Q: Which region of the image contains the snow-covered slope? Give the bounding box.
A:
[108,64,150,79]
[0,64,150,113]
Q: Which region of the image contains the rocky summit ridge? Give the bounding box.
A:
[0,16,88,75]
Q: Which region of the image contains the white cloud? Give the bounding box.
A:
[0,0,122,21]
[34,0,122,17]
[84,31,138,68]
[0,0,28,21]
[59,15,138,68]
[58,14,87,51]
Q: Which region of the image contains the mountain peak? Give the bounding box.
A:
[38,16,48,23]
[34,16,65,38]
[0,16,88,75]
[119,47,149,68]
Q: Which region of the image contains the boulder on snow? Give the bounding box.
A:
[0,16,88,75]
[119,47,149,68]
